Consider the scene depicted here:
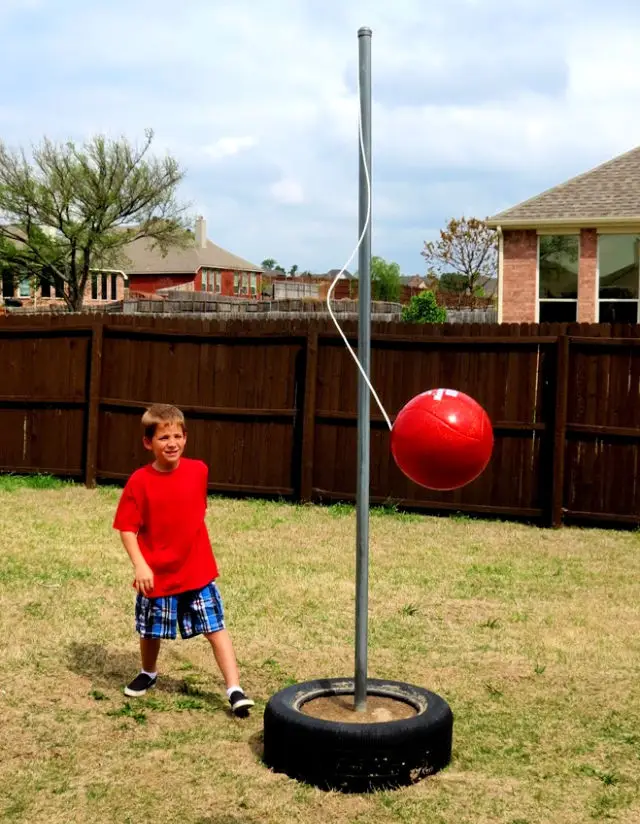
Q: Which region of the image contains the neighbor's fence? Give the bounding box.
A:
[2,312,640,527]
[445,308,497,324]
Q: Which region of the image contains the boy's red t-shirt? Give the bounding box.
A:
[113,457,218,597]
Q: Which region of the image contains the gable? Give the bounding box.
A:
[487,145,640,226]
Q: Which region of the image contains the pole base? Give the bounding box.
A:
[262,677,453,793]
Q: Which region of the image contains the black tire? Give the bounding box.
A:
[263,677,453,792]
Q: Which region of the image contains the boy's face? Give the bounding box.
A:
[143,421,186,470]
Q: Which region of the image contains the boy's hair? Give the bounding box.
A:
[141,404,186,440]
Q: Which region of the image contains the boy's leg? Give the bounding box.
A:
[205,629,254,716]
[125,593,176,697]
[140,637,161,673]
[179,582,254,716]
[204,628,239,688]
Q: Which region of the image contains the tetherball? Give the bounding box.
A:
[390,388,494,491]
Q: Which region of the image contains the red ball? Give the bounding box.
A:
[390,388,494,491]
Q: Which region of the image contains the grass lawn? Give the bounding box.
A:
[1,475,639,824]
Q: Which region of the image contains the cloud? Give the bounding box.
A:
[270,179,305,205]
[204,137,258,162]
[1,0,640,274]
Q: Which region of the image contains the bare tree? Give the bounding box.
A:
[422,217,498,301]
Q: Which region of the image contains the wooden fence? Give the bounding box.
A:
[2,313,640,527]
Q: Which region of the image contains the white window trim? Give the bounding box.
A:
[497,229,504,323]
[596,233,640,321]
[536,234,580,323]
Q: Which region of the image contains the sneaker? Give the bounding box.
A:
[124,672,157,697]
[229,689,254,717]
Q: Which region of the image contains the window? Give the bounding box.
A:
[250,274,257,296]
[234,272,251,296]
[18,278,31,297]
[201,269,221,293]
[111,274,117,300]
[2,271,13,298]
[598,234,639,323]
[91,273,98,300]
[538,234,578,323]
[40,273,51,298]
[101,273,108,300]
[539,301,578,323]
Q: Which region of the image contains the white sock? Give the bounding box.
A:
[142,669,157,679]
[226,685,242,698]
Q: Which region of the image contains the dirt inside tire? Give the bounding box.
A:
[301,694,417,723]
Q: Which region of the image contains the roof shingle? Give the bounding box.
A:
[122,235,262,275]
[487,145,640,226]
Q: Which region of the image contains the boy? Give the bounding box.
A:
[113,403,254,717]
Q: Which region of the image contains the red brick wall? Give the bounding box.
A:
[501,230,537,322]
[221,271,235,295]
[578,229,598,322]
[128,273,195,294]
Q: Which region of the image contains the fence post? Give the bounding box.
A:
[299,328,319,501]
[550,334,569,527]
[85,318,104,488]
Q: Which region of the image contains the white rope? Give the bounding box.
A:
[325,76,393,432]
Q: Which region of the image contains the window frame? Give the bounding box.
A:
[536,232,580,323]
[597,233,640,323]
[234,272,251,296]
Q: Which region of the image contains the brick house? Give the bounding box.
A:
[487,146,640,323]
[1,224,128,309]
[126,216,263,298]
[1,216,262,307]
[1,267,127,309]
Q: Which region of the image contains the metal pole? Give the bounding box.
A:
[354,25,372,712]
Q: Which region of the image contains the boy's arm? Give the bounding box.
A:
[120,531,154,596]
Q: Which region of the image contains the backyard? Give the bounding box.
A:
[1,475,639,824]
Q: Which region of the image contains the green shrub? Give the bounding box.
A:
[401,290,447,323]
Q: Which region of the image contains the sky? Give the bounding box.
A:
[2,0,640,276]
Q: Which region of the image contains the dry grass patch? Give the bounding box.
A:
[0,477,639,823]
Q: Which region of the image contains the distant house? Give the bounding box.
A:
[487,146,640,323]
[1,216,263,307]
[403,275,427,291]
[323,269,355,281]
[126,216,263,298]
[265,269,355,301]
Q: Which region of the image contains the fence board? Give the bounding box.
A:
[563,334,640,522]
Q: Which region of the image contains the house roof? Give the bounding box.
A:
[123,235,262,275]
[487,145,640,227]
[0,221,262,275]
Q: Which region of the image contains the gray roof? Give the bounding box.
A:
[0,222,262,275]
[122,235,262,275]
[487,145,640,226]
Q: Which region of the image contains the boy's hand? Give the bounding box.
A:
[134,562,154,596]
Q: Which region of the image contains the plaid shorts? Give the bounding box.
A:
[135,581,226,640]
